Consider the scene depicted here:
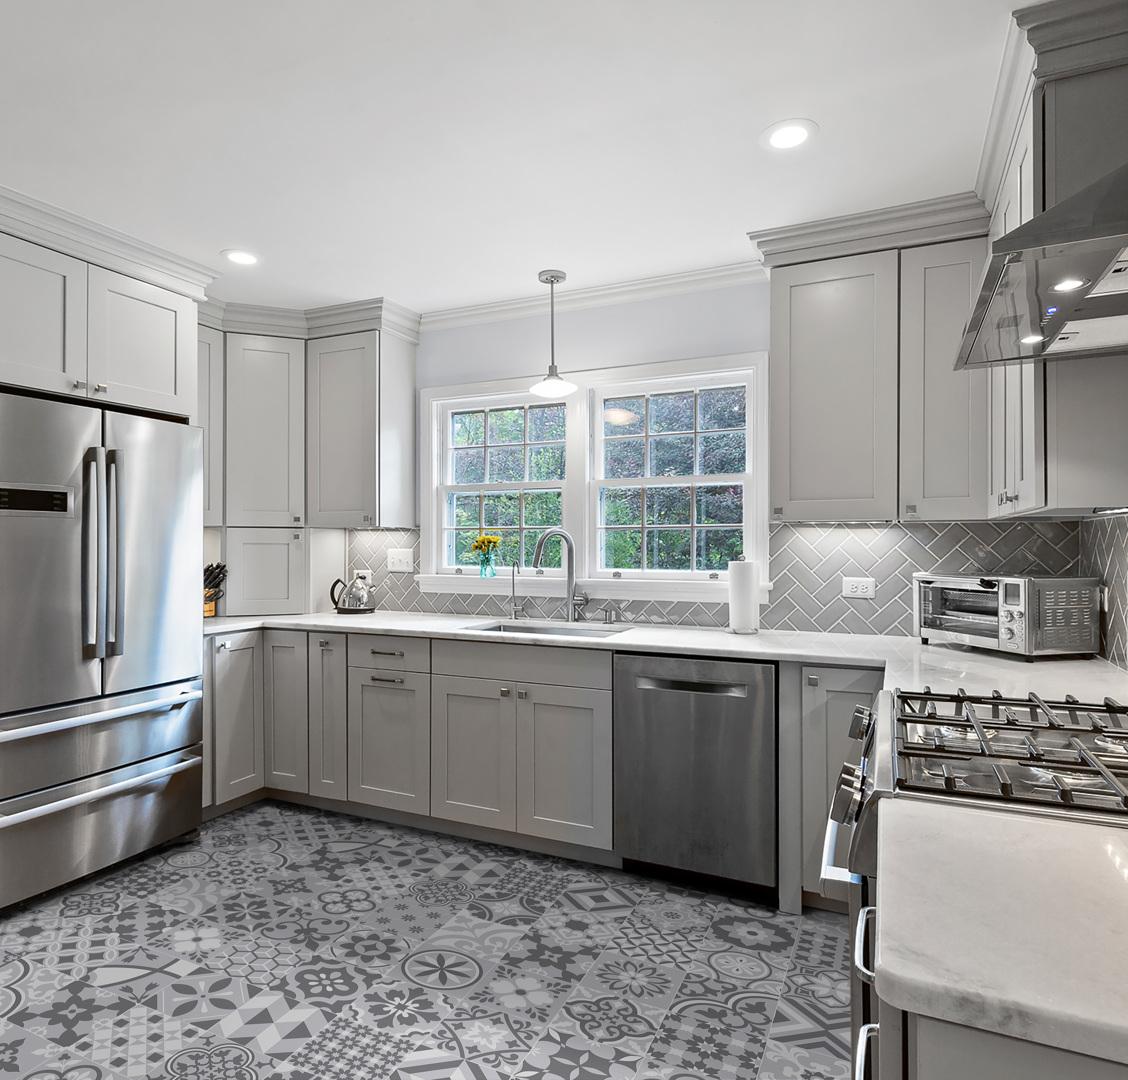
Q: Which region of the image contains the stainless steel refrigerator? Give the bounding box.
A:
[0,391,204,908]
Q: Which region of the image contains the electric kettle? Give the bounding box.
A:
[330,574,377,614]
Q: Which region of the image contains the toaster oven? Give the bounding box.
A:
[912,573,1101,657]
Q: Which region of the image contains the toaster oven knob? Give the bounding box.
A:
[1003,610,1015,622]
[1003,627,1016,640]
[849,705,873,741]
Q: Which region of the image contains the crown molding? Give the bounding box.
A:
[417,262,766,331]
[746,192,990,268]
[0,184,216,301]
[1016,0,1128,79]
[975,19,1036,213]
[200,296,422,343]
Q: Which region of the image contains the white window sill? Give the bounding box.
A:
[416,573,771,603]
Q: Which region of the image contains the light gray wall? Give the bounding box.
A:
[416,282,770,388]
[1081,515,1128,670]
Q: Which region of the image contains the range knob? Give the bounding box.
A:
[830,763,864,824]
[849,705,874,741]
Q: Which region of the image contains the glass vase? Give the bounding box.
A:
[479,550,497,578]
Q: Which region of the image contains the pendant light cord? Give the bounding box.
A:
[549,277,556,375]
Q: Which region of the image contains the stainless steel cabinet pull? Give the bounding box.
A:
[807,674,820,687]
[853,1023,878,1080]
[72,379,87,390]
[370,649,405,657]
[370,675,404,684]
[93,383,108,393]
[500,687,511,697]
[635,676,748,697]
[854,906,876,985]
[106,449,125,657]
[517,689,528,700]
[318,639,330,648]
[216,640,230,650]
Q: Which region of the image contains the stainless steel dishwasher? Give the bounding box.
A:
[614,654,776,887]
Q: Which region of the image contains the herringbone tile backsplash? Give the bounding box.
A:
[1081,515,1128,670]
[347,520,1080,636]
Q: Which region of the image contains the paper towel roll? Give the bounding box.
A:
[728,559,760,634]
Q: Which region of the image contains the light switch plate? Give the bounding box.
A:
[842,576,876,599]
[387,548,413,573]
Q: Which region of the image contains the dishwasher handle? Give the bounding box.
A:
[634,675,748,697]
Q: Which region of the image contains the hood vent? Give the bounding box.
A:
[956,160,1128,369]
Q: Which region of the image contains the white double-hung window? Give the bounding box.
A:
[418,353,767,600]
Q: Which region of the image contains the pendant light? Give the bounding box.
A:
[530,269,577,398]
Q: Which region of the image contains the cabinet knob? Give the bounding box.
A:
[807,674,819,686]
[216,640,230,650]
[517,689,528,700]
[499,687,511,697]
[93,383,108,393]
[318,639,330,648]
[72,379,87,390]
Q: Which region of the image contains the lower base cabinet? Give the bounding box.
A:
[264,630,309,792]
[348,668,431,813]
[212,631,265,803]
[309,634,348,799]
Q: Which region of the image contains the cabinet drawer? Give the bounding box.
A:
[348,634,430,673]
[432,640,611,690]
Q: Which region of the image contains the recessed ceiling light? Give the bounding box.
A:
[1052,276,1088,292]
[760,118,819,150]
[222,249,258,266]
[1020,333,1045,345]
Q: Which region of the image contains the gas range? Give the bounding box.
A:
[893,688,1128,818]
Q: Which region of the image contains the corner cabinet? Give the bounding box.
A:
[212,631,265,803]
[306,330,417,528]
[225,333,305,527]
[770,250,900,521]
[899,238,989,520]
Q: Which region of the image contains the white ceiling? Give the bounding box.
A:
[1,0,1016,313]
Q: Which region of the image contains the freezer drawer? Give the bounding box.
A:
[0,747,202,909]
[614,654,777,886]
[0,681,202,801]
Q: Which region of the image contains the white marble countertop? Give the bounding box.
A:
[877,799,1128,1064]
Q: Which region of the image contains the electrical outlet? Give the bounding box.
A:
[842,576,876,599]
[387,548,413,573]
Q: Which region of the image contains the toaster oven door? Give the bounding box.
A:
[917,579,1001,641]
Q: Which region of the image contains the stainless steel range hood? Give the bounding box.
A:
[955,160,1128,369]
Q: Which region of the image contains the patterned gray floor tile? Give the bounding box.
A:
[0,1017,117,1078]
[757,1036,852,1079]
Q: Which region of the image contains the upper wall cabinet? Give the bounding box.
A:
[0,233,88,398]
[899,238,989,521]
[770,250,899,521]
[197,325,224,526]
[87,268,197,417]
[225,333,305,527]
[307,330,417,528]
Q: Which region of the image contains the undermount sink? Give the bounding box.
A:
[478,621,626,639]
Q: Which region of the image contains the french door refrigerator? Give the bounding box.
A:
[0,391,203,907]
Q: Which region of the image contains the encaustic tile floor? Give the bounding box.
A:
[0,802,851,1080]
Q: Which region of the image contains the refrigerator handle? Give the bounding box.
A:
[106,449,125,657]
[82,447,107,660]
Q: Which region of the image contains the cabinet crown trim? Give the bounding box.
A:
[747,192,989,268]
[0,185,215,301]
[200,297,422,344]
[1017,0,1128,77]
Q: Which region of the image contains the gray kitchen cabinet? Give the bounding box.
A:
[263,630,309,793]
[223,528,307,616]
[800,665,882,895]
[306,331,417,528]
[225,333,305,527]
[0,231,88,399]
[516,683,612,850]
[201,632,215,808]
[899,238,989,520]
[212,631,264,803]
[197,325,224,525]
[309,633,348,800]
[87,266,196,418]
[431,674,516,830]
[770,250,899,521]
[348,667,430,813]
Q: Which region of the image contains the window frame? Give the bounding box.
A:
[417,352,769,602]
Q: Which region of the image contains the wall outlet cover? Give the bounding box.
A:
[387,548,414,573]
[842,576,876,599]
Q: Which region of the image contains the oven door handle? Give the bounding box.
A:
[854,1023,879,1080]
[0,690,202,745]
[820,816,861,890]
[854,905,877,985]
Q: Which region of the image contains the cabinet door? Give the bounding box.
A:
[1009,361,1045,514]
[87,267,196,417]
[348,668,430,813]
[225,334,305,527]
[264,630,309,792]
[431,675,516,830]
[202,633,215,808]
[770,251,899,521]
[899,239,989,521]
[378,331,417,528]
[0,233,88,398]
[800,666,882,894]
[198,326,225,526]
[224,528,307,616]
[986,365,1009,518]
[309,634,348,799]
[307,332,378,527]
[516,683,612,850]
[213,631,264,803]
